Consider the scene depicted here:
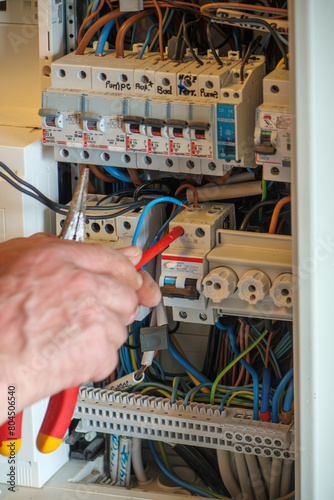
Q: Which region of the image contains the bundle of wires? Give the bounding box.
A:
[74,0,289,71]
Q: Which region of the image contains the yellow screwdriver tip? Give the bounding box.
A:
[36,433,62,454]
[0,439,21,457]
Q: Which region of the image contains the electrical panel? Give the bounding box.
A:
[0,1,299,499]
[39,50,265,175]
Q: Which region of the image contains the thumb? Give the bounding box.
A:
[117,245,142,266]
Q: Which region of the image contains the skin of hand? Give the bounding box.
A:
[0,233,161,425]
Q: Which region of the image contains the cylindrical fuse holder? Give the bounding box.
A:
[202,266,238,303]
[238,269,271,304]
[270,273,293,308]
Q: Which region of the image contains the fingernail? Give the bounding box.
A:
[121,245,142,258]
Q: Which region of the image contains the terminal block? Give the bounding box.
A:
[74,386,295,460]
[39,50,265,175]
[159,203,235,325]
[56,194,163,250]
[203,230,292,320]
[254,66,291,182]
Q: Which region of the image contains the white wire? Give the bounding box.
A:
[257,456,272,493]
[131,438,148,484]
[235,452,255,500]
[245,454,267,500]
[269,457,283,499]
[280,459,294,496]
[217,450,241,498]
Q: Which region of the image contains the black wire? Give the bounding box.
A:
[0,171,151,220]
[0,162,156,219]
[213,17,289,70]
[96,190,136,205]
[133,178,174,202]
[240,36,262,82]
[239,200,277,230]
[0,162,66,209]
[183,18,203,65]
[0,172,67,214]
[123,342,140,350]
[173,444,229,497]
[206,20,223,65]
[168,321,180,335]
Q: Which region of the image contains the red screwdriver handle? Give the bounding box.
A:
[0,411,23,456]
[135,226,184,271]
[36,386,79,453]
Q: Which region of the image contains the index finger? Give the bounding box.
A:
[12,240,144,291]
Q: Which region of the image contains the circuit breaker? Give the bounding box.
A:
[159,202,235,324]
[254,66,291,182]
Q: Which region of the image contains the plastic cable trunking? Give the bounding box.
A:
[74,386,295,461]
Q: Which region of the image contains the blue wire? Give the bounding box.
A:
[258,33,271,54]
[220,387,254,412]
[283,377,294,413]
[150,204,183,247]
[272,368,293,423]
[83,0,100,36]
[171,377,189,404]
[103,166,134,183]
[274,331,290,352]
[132,197,184,246]
[131,22,137,47]
[236,20,288,46]
[148,440,220,498]
[138,24,159,59]
[96,19,115,55]
[152,8,175,52]
[216,321,259,420]
[261,367,271,414]
[152,359,165,380]
[247,167,256,174]
[118,365,125,378]
[168,337,212,387]
[276,343,292,360]
[232,28,239,51]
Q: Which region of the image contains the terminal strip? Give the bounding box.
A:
[74,386,295,460]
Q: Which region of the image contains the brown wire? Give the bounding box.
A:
[115,10,155,58]
[88,164,119,183]
[77,0,105,45]
[265,331,274,369]
[127,168,142,188]
[152,0,165,60]
[203,168,233,185]
[76,10,121,55]
[174,183,199,211]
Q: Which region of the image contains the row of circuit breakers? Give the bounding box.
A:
[40,49,291,182]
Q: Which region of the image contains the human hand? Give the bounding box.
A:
[0,234,161,424]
